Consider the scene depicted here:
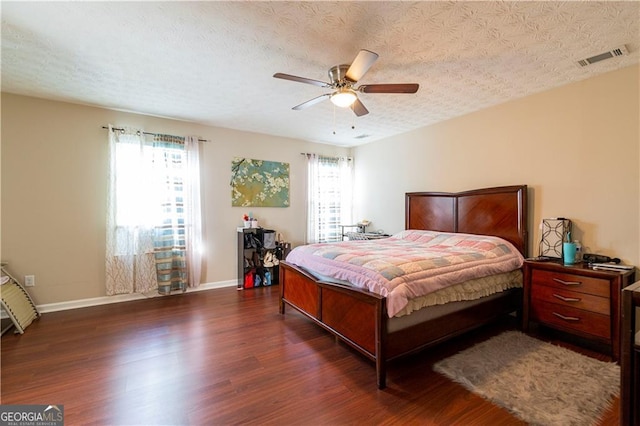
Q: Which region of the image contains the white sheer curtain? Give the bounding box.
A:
[105,126,204,295]
[184,136,203,287]
[305,154,353,244]
[105,126,158,295]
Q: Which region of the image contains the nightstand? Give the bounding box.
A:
[522,260,636,361]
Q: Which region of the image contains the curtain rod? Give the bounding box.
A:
[300,152,352,161]
[102,126,209,142]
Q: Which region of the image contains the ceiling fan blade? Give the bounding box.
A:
[358,83,419,94]
[345,49,379,82]
[351,98,369,117]
[292,94,331,110]
[273,73,331,88]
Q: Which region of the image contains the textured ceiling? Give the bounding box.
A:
[2,1,639,147]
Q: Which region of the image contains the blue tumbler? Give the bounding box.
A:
[563,242,577,265]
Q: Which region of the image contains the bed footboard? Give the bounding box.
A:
[279,261,389,388]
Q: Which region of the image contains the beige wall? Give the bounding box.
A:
[2,65,639,307]
[353,65,640,266]
[1,93,349,305]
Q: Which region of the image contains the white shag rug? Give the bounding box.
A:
[433,331,619,426]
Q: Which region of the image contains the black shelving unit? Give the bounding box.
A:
[237,228,289,290]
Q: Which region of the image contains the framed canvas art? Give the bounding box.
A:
[231,157,290,207]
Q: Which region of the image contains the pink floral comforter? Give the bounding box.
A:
[285,230,524,317]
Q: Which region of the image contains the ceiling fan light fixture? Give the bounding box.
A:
[330,89,357,108]
[275,49,418,117]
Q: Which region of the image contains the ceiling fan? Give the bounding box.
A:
[273,49,419,117]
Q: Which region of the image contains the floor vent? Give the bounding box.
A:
[577,45,629,67]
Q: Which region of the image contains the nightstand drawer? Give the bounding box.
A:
[531,283,609,315]
[531,301,610,339]
[531,269,610,298]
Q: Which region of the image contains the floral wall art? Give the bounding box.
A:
[231,157,290,207]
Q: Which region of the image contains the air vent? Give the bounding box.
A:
[577,45,629,67]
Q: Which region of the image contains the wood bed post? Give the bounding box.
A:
[278,266,286,314]
[376,299,387,389]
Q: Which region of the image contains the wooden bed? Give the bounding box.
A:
[279,185,528,388]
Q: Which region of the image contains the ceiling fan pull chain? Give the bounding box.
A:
[332,104,337,135]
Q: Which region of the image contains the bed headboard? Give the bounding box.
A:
[405,185,528,256]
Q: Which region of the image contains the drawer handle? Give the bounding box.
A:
[552,293,581,303]
[552,312,581,322]
[553,278,582,286]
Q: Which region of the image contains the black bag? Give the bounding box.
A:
[244,233,255,249]
[244,233,262,249]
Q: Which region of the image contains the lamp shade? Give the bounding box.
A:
[330,89,357,107]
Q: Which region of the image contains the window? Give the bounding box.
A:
[113,138,185,229]
[306,155,353,243]
[106,126,202,295]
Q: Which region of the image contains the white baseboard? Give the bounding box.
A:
[33,280,237,314]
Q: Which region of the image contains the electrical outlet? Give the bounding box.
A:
[24,275,35,287]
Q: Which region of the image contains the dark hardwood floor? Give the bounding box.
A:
[1,286,619,425]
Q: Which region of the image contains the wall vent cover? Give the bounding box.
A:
[577,45,629,67]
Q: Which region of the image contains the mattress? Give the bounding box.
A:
[306,268,522,318]
[286,230,524,317]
